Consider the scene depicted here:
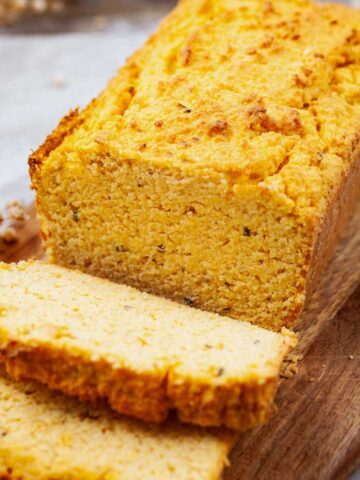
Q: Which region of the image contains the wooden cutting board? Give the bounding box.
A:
[1,197,360,480]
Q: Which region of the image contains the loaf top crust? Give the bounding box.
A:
[0,367,233,480]
[30,0,360,220]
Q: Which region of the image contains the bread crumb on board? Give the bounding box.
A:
[281,353,304,379]
[0,200,28,250]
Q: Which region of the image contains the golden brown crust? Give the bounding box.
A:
[1,344,278,431]
[306,142,360,306]
[168,375,277,430]
[28,108,83,184]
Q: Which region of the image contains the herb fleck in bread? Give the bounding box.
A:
[0,368,234,480]
[29,0,360,330]
[0,261,295,430]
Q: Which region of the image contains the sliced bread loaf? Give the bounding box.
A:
[0,261,296,430]
[0,368,234,480]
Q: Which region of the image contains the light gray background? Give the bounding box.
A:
[0,0,359,478]
[0,0,175,202]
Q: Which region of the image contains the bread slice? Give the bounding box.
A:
[0,367,234,480]
[29,0,360,331]
[0,261,295,430]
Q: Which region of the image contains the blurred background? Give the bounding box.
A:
[0,0,176,203]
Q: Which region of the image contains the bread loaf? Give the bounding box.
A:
[29,0,360,330]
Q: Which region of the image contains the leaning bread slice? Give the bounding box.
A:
[0,261,296,430]
[0,367,234,480]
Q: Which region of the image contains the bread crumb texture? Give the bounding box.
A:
[0,366,234,480]
[0,261,295,430]
[30,0,360,330]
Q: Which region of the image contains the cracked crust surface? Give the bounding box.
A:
[0,261,295,430]
[30,0,360,206]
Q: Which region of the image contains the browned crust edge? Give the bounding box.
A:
[0,474,19,480]
[0,344,279,431]
[305,141,360,316]
[28,108,84,185]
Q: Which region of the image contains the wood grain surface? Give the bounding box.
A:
[226,201,360,480]
[226,288,360,480]
[1,201,360,480]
